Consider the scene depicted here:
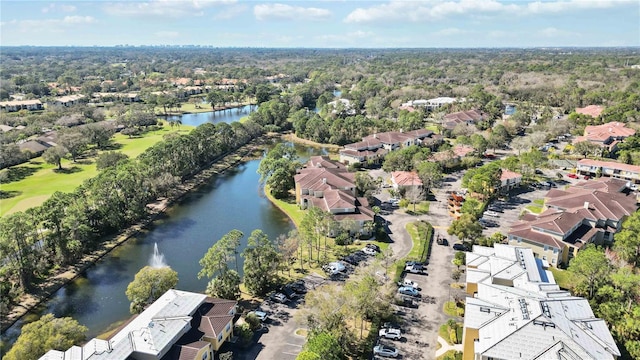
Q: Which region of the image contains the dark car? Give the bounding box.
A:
[280,285,297,299]
[366,243,381,252]
[342,255,359,265]
[453,243,466,251]
[290,280,306,294]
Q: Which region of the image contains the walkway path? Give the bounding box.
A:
[435,336,464,357]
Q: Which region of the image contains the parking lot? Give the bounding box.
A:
[481,185,553,237]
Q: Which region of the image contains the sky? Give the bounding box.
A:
[1,0,639,48]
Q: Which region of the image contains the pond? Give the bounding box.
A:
[167,105,254,127]
[0,141,327,350]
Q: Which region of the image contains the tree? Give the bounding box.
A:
[258,143,299,199]
[96,151,129,170]
[416,161,443,197]
[447,213,483,242]
[453,251,466,269]
[57,131,87,162]
[199,230,244,278]
[4,314,87,360]
[572,140,601,158]
[405,186,425,212]
[43,146,68,170]
[614,211,640,267]
[242,229,280,296]
[300,331,345,360]
[126,266,178,313]
[460,198,483,219]
[80,124,114,149]
[567,244,611,299]
[206,269,241,300]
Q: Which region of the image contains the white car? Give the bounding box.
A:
[249,310,268,322]
[484,210,499,217]
[362,247,377,256]
[400,279,419,289]
[373,344,399,358]
[379,328,402,340]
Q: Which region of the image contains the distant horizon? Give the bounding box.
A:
[1,45,639,50]
[1,0,638,48]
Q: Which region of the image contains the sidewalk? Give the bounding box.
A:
[435,336,464,357]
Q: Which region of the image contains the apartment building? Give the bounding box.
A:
[507,177,637,267]
[339,129,441,166]
[40,289,237,360]
[463,244,620,360]
[294,156,374,236]
[577,159,640,183]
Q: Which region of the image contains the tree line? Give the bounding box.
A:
[0,119,264,318]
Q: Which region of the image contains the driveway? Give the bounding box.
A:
[371,169,465,359]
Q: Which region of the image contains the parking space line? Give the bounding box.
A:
[283,352,300,356]
[285,343,302,347]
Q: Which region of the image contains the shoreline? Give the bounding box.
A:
[1,133,279,334]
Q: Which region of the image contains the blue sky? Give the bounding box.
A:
[1,0,638,47]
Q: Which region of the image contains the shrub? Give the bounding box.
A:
[456,326,463,344]
[235,323,254,347]
[245,313,261,331]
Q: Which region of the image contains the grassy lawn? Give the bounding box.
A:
[525,198,545,214]
[443,301,465,317]
[263,186,306,227]
[437,350,462,360]
[406,201,430,215]
[549,267,576,291]
[1,124,193,216]
[405,221,433,262]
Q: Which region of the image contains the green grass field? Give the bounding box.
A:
[405,221,433,262]
[0,124,193,216]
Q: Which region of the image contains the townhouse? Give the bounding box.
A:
[507,177,637,267]
[49,94,86,107]
[498,169,522,193]
[577,158,640,183]
[0,99,44,112]
[339,129,441,166]
[40,289,238,360]
[442,110,485,131]
[572,121,635,153]
[399,97,458,112]
[294,156,374,237]
[463,244,620,360]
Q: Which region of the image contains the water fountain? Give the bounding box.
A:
[149,243,168,268]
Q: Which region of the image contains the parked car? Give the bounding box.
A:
[271,292,288,303]
[405,265,424,274]
[366,243,381,252]
[398,286,420,297]
[290,280,306,294]
[535,169,544,175]
[280,285,297,299]
[483,210,499,217]
[249,310,268,322]
[405,260,426,268]
[437,237,448,246]
[398,278,420,290]
[567,173,578,179]
[379,328,402,340]
[373,344,399,358]
[363,246,378,256]
[453,243,466,251]
[382,322,401,331]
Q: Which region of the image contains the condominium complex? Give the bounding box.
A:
[463,244,620,360]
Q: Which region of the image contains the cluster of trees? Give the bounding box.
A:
[0,120,263,316]
[297,263,395,359]
[198,229,282,299]
[567,218,640,360]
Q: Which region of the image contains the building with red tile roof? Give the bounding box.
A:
[295,156,374,236]
[575,105,604,118]
[577,159,640,183]
[499,169,522,193]
[442,109,485,130]
[508,177,637,267]
[572,121,635,152]
[391,171,423,189]
[339,129,440,165]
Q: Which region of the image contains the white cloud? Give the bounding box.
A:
[432,27,467,36]
[254,3,331,21]
[315,31,374,45]
[537,27,579,38]
[103,0,236,18]
[344,0,633,23]
[155,30,180,38]
[1,16,95,33]
[42,3,77,13]
[213,5,248,19]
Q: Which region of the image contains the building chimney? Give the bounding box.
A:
[373,133,378,139]
[583,201,589,209]
[322,178,327,184]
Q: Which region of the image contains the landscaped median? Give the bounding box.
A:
[392,220,433,281]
